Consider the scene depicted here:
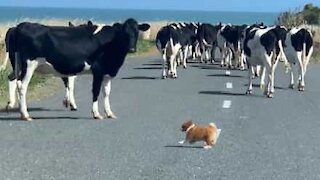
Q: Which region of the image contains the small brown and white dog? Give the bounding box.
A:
[179,120,221,149]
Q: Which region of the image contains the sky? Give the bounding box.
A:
[0,0,319,13]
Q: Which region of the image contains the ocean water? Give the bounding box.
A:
[0,7,279,25]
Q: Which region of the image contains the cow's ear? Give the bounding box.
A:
[87,21,93,26]
[68,22,74,27]
[138,23,150,31]
[97,26,115,45]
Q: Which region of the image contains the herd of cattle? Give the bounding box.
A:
[156,22,313,97]
[0,18,315,121]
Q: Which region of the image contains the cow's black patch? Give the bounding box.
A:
[291,29,313,56]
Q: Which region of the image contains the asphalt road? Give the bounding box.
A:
[1,55,320,180]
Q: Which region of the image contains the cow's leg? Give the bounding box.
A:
[172,55,178,78]
[0,52,9,71]
[296,51,305,91]
[289,63,295,89]
[92,74,103,119]
[210,46,216,63]
[200,45,205,63]
[6,72,18,111]
[264,64,274,98]
[19,60,38,121]
[182,46,188,68]
[239,51,245,70]
[62,77,70,108]
[260,66,266,91]
[246,65,253,94]
[103,77,116,119]
[68,76,77,110]
[161,50,167,79]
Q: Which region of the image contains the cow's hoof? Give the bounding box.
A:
[183,65,187,69]
[267,93,274,98]
[94,115,104,120]
[107,113,117,119]
[289,84,295,89]
[298,86,305,91]
[21,115,33,121]
[203,145,212,149]
[70,107,78,111]
[246,90,252,95]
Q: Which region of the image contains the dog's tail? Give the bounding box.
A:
[209,122,217,129]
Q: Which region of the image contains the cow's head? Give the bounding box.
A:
[121,18,150,53]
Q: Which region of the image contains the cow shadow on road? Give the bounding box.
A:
[134,67,162,70]
[244,84,288,90]
[0,116,86,121]
[121,76,159,80]
[207,74,245,78]
[199,90,248,96]
[0,107,65,113]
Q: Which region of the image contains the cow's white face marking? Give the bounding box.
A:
[94,24,105,34]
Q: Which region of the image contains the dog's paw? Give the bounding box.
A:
[178,140,185,144]
[203,145,212,149]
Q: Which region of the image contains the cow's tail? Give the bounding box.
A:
[302,40,307,72]
[9,28,22,82]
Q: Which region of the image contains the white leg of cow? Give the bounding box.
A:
[0,52,9,71]
[161,50,167,79]
[68,76,77,110]
[172,55,178,78]
[19,60,39,121]
[7,79,17,110]
[92,75,103,119]
[183,46,188,68]
[246,65,253,94]
[296,51,304,91]
[103,77,116,119]
[289,63,295,89]
[259,67,266,90]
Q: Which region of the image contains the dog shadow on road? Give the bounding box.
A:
[164,145,204,149]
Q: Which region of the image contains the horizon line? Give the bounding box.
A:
[0,5,282,14]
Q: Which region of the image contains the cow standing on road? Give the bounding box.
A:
[244,25,287,98]
[9,18,150,121]
[283,27,313,91]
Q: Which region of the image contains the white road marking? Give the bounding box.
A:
[226,82,233,89]
[225,70,231,76]
[222,100,232,109]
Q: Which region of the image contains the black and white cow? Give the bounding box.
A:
[283,27,313,91]
[5,22,84,112]
[156,23,196,78]
[244,25,287,98]
[217,24,247,69]
[196,23,222,63]
[8,18,150,121]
